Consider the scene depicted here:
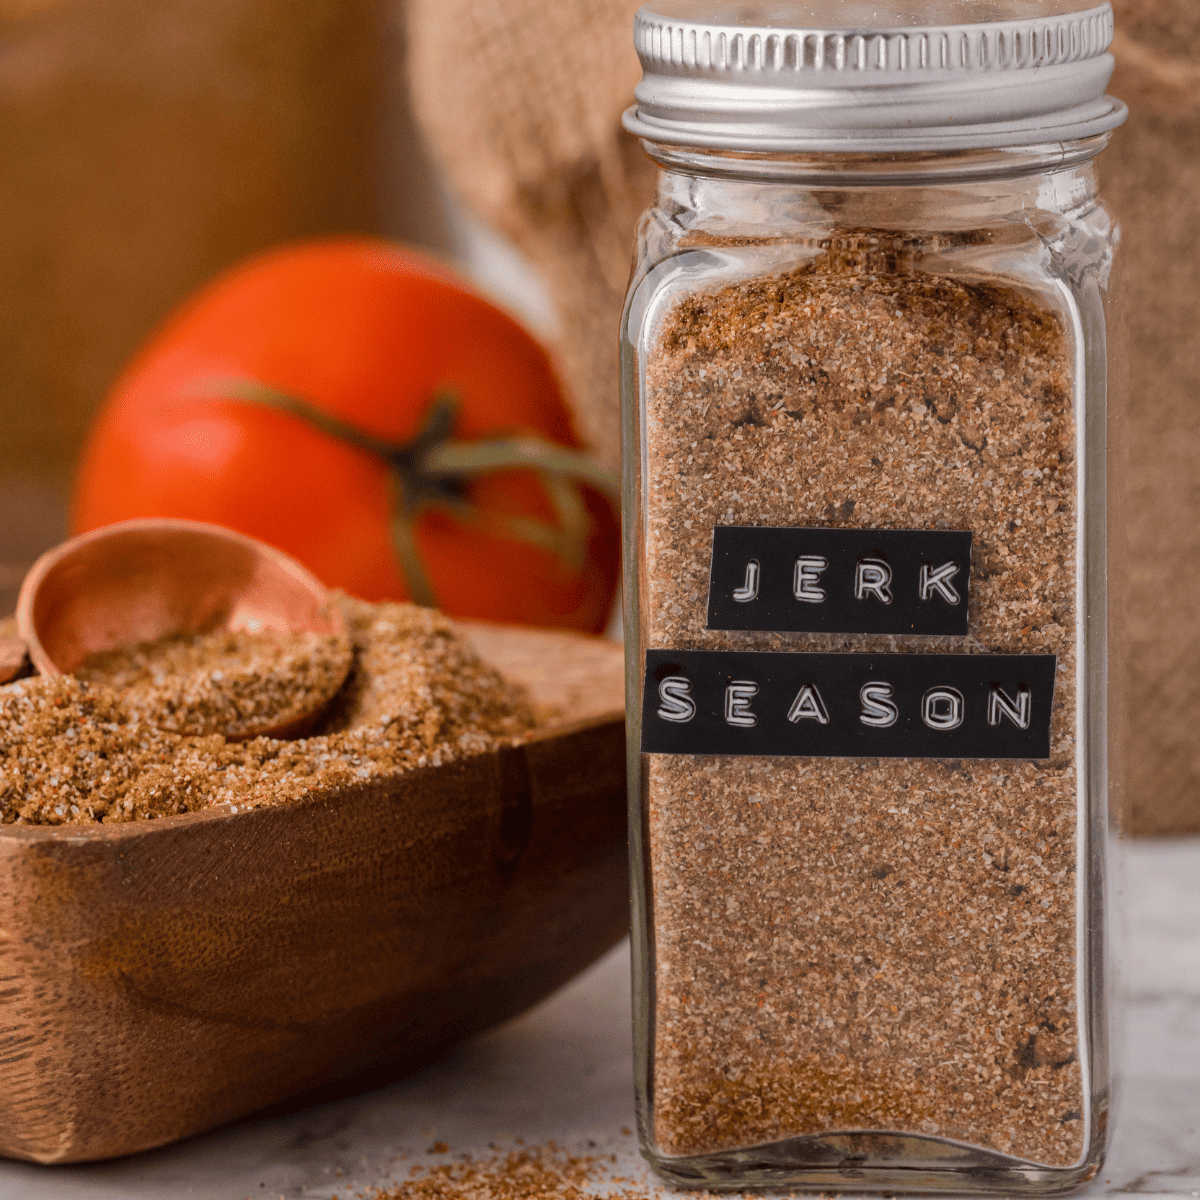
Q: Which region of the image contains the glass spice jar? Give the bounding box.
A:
[620,1,1126,1193]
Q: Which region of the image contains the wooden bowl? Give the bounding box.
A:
[0,621,628,1164]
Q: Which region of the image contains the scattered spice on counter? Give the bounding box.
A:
[0,598,536,825]
[642,258,1082,1164]
[74,626,353,739]
[369,1143,646,1200]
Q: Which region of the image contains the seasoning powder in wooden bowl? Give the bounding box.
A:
[0,598,537,825]
[73,627,353,740]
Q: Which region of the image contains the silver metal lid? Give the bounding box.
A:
[623,2,1127,152]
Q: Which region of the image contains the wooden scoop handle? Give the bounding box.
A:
[0,634,30,684]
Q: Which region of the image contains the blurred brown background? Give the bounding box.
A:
[0,0,451,602]
[1105,0,1200,833]
[0,0,1197,834]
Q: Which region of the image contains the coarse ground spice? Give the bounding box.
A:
[0,597,537,825]
[642,252,1082,1165]
[366,1143,647,1200]
[73,626,353,739]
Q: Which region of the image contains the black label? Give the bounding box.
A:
[706,526,972,636]
[641,649,1056,760]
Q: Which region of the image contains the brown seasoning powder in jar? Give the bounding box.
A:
[642,250,1082,1165]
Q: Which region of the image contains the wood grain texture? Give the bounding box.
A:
[0,624,628,1163]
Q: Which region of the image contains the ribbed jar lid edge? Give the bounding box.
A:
[627,2,1127,151]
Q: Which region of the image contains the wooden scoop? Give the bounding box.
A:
[14,518,351,740]
[0,636,29,684]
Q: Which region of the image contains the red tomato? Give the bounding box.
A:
[72,238,619,633]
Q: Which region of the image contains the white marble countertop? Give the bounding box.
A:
[1,837,1196,1200]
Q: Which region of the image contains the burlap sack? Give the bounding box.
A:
[410,2,1200,834]
[1105,1,1200,834]
[406,0,654,475]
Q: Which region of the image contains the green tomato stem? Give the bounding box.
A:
[197,376,618,609]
